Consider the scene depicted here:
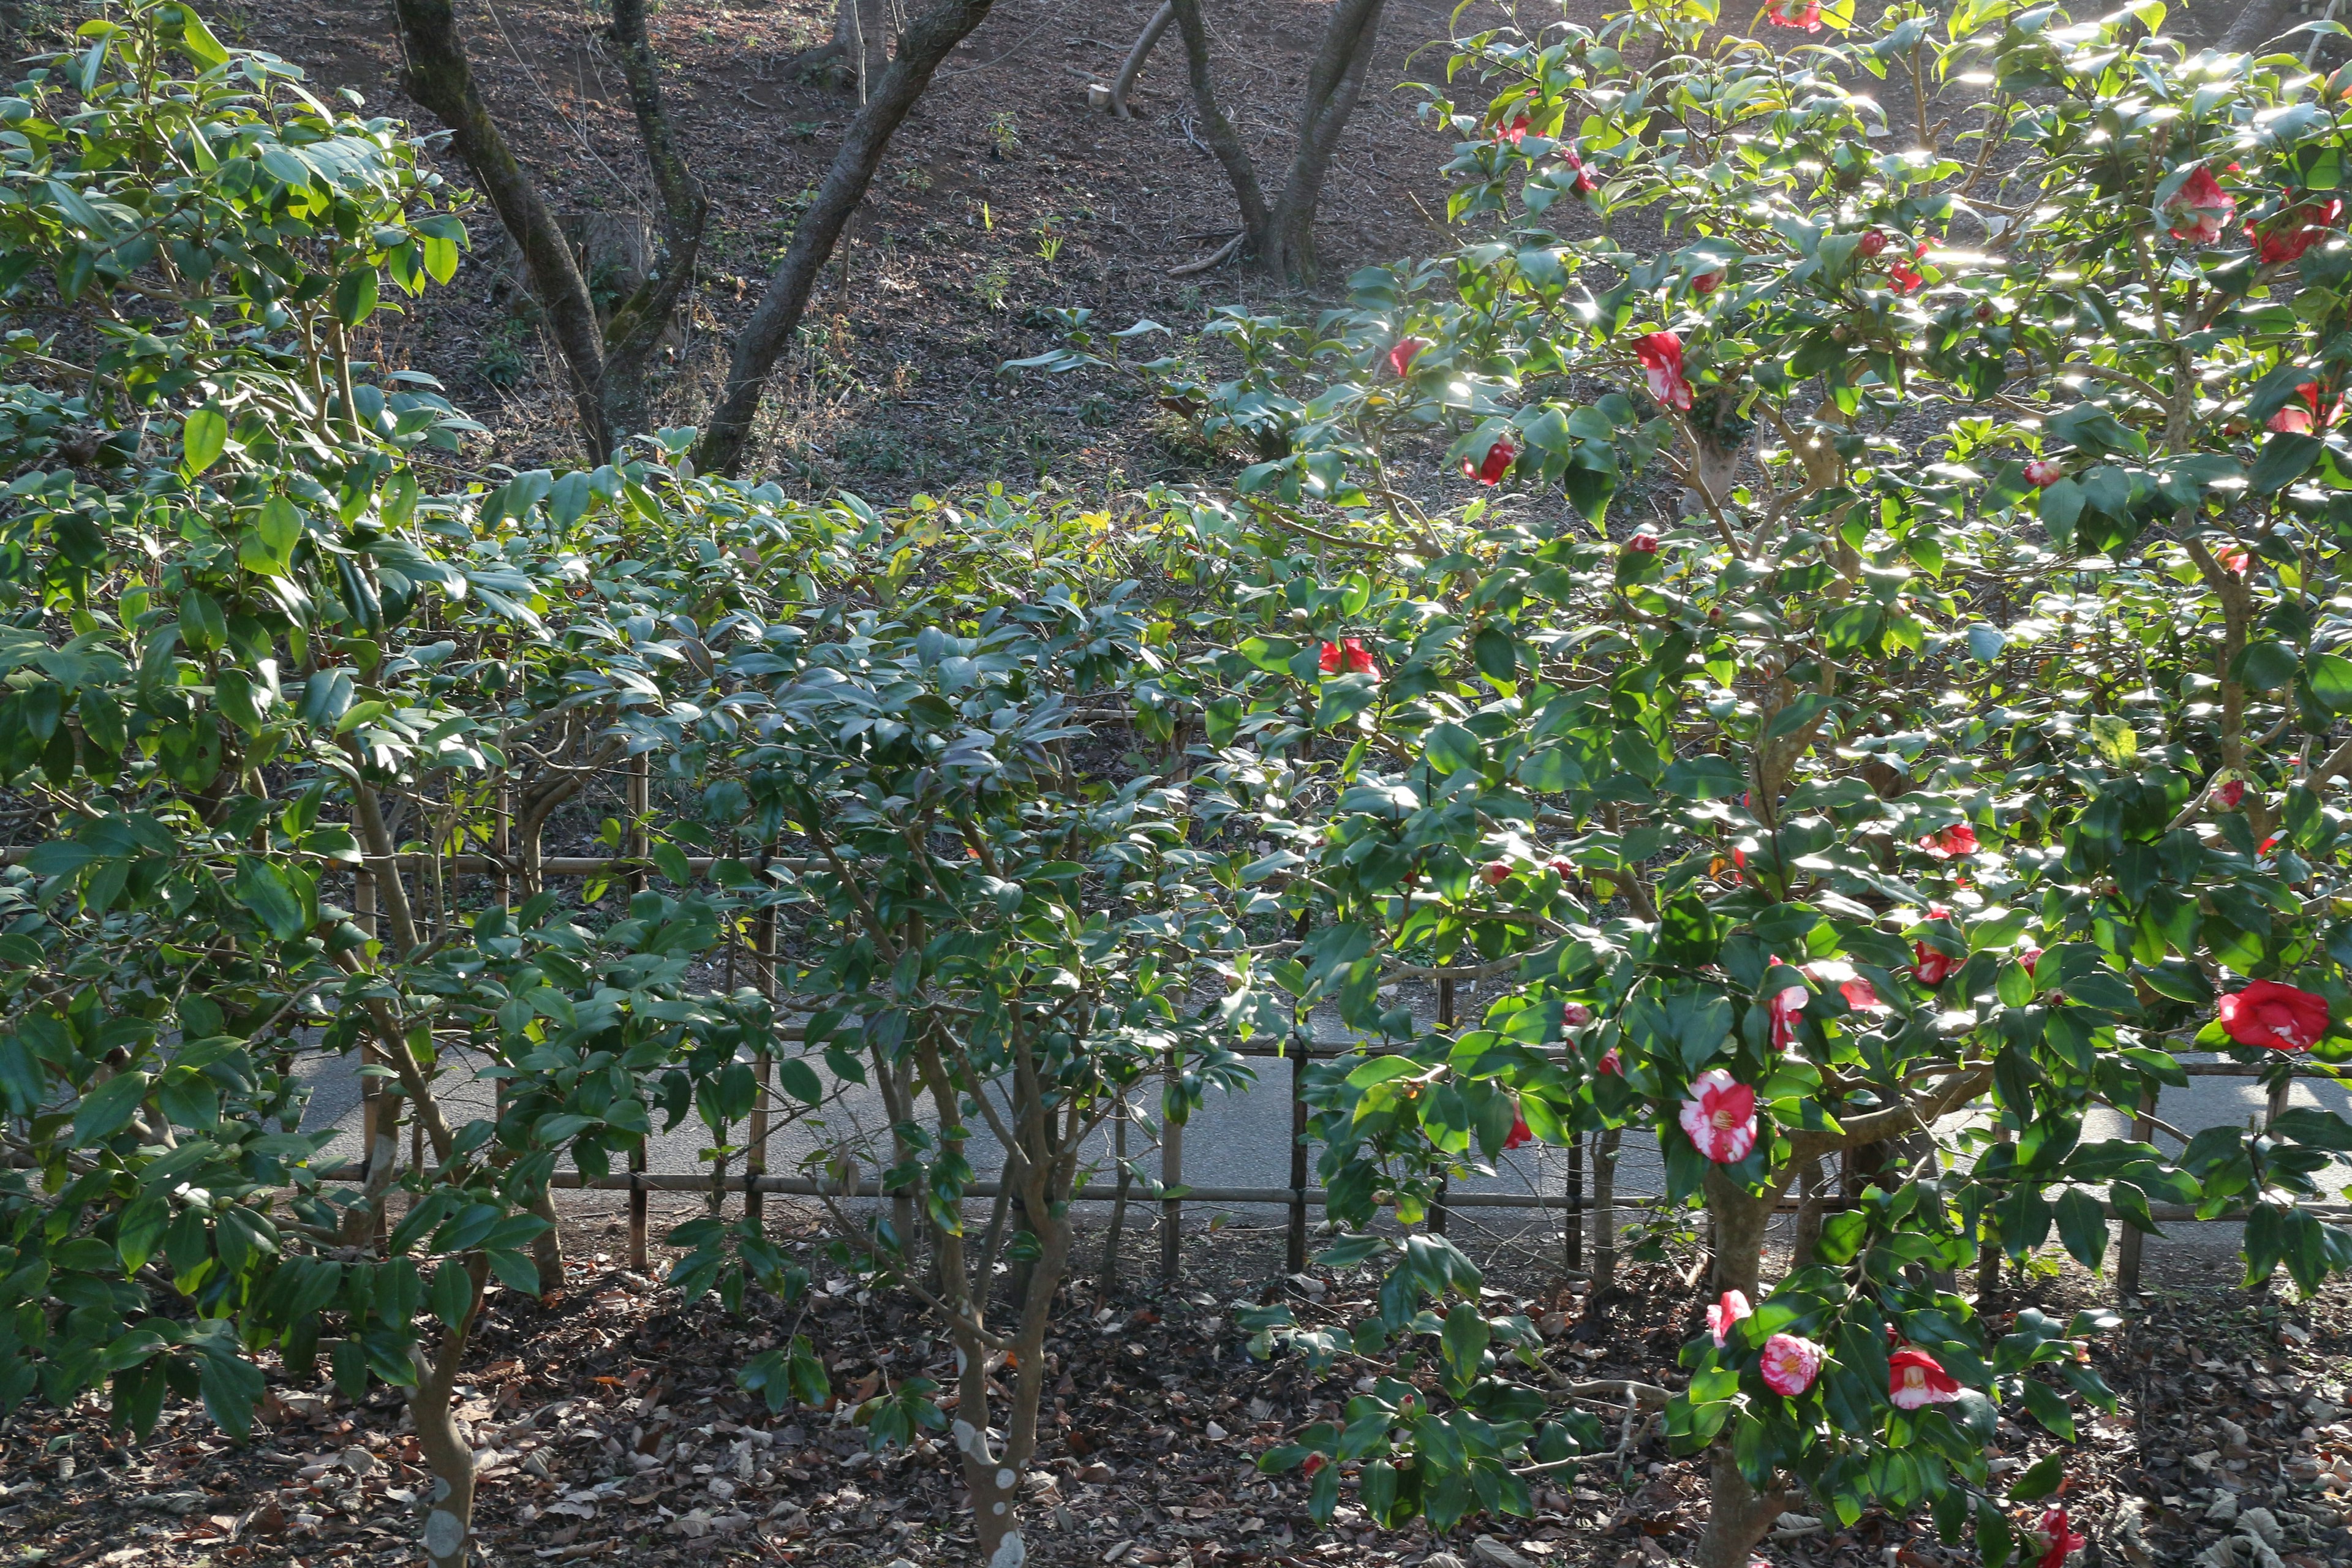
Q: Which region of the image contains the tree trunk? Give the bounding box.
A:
[1791,1155,1824,1269]
[1695,1444,1785,1568]
[391,0,611,459]
[1168,0,1270,255]
[1113,2,1174,119]
[1261,0,1385,284]
[2218,0,2299,55]
[786,0,890,88]
[1697,1169,1784,1568]
[693,0,1001,477]
[1170,0,1384,285]
[410,1256,489,1568]
[601,0,710,445]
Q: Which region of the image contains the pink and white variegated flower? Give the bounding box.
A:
[1708,1289,1752,1347]
[1679,1069,1757,1164]
[1760,1333,1823,1396]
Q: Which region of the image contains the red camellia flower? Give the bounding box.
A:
[1804,959,1883,1012]
[1888,1348,1961,1409]
[1765,959,1806,1050]
[2019,946,2043,977]
[1317,637,1378,677]
[1890,243,1930,294]
[1561,1001,1592,1027]
[1912,903,1959,986]
[1301,1452,1327,1477]
[1918,823,1979,859]
[1500,114,1531,146]
[1503,1109,1534,1151]
[1707,1289,1752,1347]
[1691,266,1725,296]
[2251,197,2342,263]
[1561,145,1599,195]
[1550,857,1577,878]
[1760,1332,1824,1396]
[1633,332,1694,412]
[1626,530,1662,554]
[2216,778,2247,808]
[1465,435,1517,485]
[2034,1506,2087,1568]
[2217,979,2332,1053]
[1857,228,1890,259]
[2215,543,2252,575]
[2023,458,2065,488]
[1482,859,1512,886]
[2165,166,2236,247]
[1766,0,1823,31]
[1385,337,1428,377]
[1679,1069,1758,1164]
[2268,380,2340,435]
[1597,1045,1622,1076]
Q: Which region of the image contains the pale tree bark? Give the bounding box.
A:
[410,1256,489,1568]
[601,0,710,442]
[393,0,707,458]
[693,0,1000,477]
[2218,0,2299,56]
[1168,0,1387,285]
[902,1020,1106,1568]
[785,0,891,91]
[1689,1069,1992,1568]
[393,0,611,456]
[1112,2,1175,119]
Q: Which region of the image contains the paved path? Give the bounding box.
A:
[294,993,2351,1268]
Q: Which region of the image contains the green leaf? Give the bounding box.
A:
[74,1071,151,1145]
[1425,722,1482,775]
[428,1262,472,1331]
[181,407,227,476]
[334,267,380,328]
[2054,1186,2108,1272]
[2310,654,2352,714]
[234,857,308,941]
[2084,714,2138,766]
[2008,1452,2066,1502]
[650,841,692,886]
[2235,640,2302,692]
[2250,431,2323,494]
[256,497,303,564]
[2019,1378,2076,1442]
[1472,625,1517,683]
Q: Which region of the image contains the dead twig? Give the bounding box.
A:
[1168,231,1243,276]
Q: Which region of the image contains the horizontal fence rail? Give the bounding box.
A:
[17,764,2346,1306]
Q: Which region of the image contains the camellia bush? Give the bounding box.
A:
[0,14,1255,1568]
[23,4,2352,1568]
[1018,0,2352,1564]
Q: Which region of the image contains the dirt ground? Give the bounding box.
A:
[4,1193,2351,1568]
[202,0,1537,502]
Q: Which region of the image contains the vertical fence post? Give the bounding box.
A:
[356,865,388,1250]
[495,784,512,911]
[1431,977,1454,1237]
[2116,1082,2158,1305]
[1977,1124,2011,1302]
[1100,1098,1131,1294]
[1160,1050,1183,1284]
[1592,1126,1619,1296]
[627,755,650,1275]
[1286,1044,1310,1275]
[1564,1132,1585,1275]
[747,865,776,1230]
